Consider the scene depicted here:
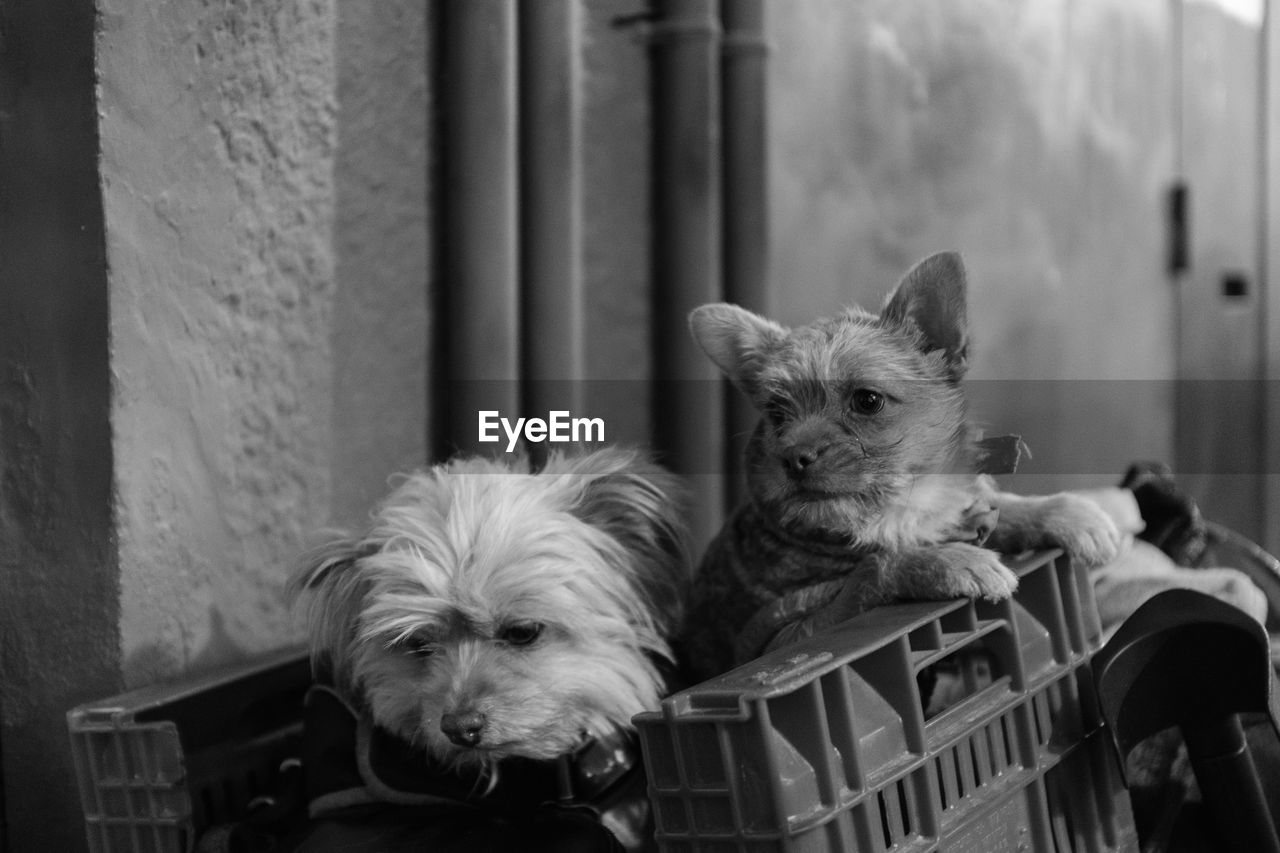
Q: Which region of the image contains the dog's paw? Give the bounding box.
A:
[892,544,1018,603]
[1038,494,1123,568]
[954,548,1020,602]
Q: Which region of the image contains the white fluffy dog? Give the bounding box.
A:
[291,447,688,773]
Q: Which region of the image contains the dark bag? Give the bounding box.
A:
[199,683,649,853]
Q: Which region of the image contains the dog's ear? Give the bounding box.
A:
[689,303,787,394]
[881,251,970,378]
[288,536,375,686]
[565,449,691,639]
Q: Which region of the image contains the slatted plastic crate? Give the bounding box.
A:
[66,646,311,853]
[636,551,1140,852]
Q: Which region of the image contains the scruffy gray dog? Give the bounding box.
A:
[681,252,1121,680]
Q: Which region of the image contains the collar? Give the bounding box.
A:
[302,684,641,820]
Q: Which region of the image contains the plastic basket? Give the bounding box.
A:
[66,646,312,853]
[635,551,1140,852]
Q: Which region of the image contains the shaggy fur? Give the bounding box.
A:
[682,252,1122,679]
[291,447,689,773]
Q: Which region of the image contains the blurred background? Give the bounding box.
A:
[1,0,1277,849]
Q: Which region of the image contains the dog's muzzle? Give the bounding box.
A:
[441,710,486,747]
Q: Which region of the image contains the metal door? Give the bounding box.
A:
[1174,0,1267,541]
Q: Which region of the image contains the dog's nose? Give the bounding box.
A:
[440,710,486,747]
[785,444,824,476]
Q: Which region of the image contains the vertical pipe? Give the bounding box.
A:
[651,0,724,547]
[720,0,768,511]
[442,0,520,456]
[520,0,585,455]
[721,0,768,310]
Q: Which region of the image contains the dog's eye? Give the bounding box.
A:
[851,389,885,415]
[397,634,438,658]
[499,622,543,647]
[763,395,789,426]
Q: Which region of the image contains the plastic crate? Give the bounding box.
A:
[67,646,312,853]
[636,551,1140,852]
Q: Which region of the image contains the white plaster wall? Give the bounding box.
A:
[99,0,339,686]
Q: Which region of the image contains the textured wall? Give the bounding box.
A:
[99,0,339,687]
[99,0,432,692]
[770,0,1177,491]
